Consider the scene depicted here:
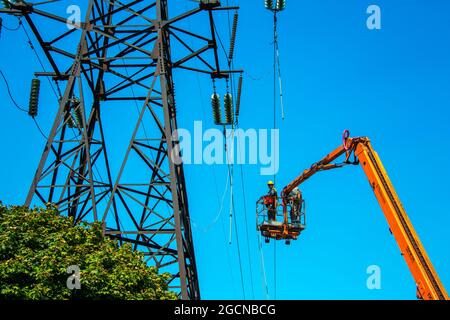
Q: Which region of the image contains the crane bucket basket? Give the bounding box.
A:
[256,197,306,243]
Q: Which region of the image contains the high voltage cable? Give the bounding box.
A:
[32,117,48,140]
[183,0,239,294]
[9,17,108,197]
[266,1,288,300]
[216,0,257,299]
[238,160,256,299]
[272,15,278,301]
[214,12,248,299]
[228,14,256,297]
[185,0,238,295]
[20,19,62,101]
[0,16,20,32]
[0,70,28,113]
[257,233,270,299]
[0,69,48,140]
[191,170,230,233]
[226,158,246,300]
[224,129,246,299]
[226,0,256,299]
[269,5,288,301]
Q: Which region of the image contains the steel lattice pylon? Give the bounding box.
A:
[1,0,239,300]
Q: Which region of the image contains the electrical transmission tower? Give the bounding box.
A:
[1,0,240,300]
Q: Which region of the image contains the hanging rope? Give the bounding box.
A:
[224,132,246,299]
[267,0,286,121]
[274,14,285,120]
[265,0,287,301]
[273,12,278,300]
[191,168,230,233]
[237,147,256,299]
[257,233,270,299]
[186,0,238,292]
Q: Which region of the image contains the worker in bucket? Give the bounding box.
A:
[289,187,302,225]
[264,181,278,223]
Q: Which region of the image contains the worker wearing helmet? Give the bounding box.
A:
[289,187,302,225]
[265,181,278,223]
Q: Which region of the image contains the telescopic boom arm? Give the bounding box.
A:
[281,131,448,300]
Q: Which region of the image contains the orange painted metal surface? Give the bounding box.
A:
[268,132,448,300]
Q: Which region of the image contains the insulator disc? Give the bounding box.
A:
[28,78,40,117]
[276,0,286,11]
[212,93,222,125]
[224,93,233,125]
[264,0,274,10]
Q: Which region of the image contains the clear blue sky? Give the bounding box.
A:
[1,0,450,300]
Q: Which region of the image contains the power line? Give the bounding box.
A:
[0,69,48,140]
[265,1,288,300]
[0,70,28,113]
[213,21,230,61]
[191,169,230,233]
[216,1,258,299]
[32,116,48,140]
[225,0,257,299]
[184,0,239,295]
[224,130,246,299]
[227,159,246,300]
[274,239,277,299]
[0,16,21,32]
[273,11,278,300]
[20,19,62,101]
[238,161,256,299]
[214,12,248,299]
[257,233,270,299]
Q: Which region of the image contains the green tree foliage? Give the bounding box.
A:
[0,204,178,300]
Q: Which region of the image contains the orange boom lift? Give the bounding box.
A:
[257,130,448,300]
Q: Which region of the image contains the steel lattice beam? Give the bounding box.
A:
[2,0,240,300]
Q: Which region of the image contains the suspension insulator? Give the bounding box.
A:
[28,78,40,117]
[264,0,274,10]
[64,99,76,128]
[74,109,83,128]
[1,1,11,9]
[212,93,222,125]
[224,93,233,125]
[235,74,243,120]
[228,12,239,62]
[276,0,286,11]
[67,114,76,128]
[73,103,83,128]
